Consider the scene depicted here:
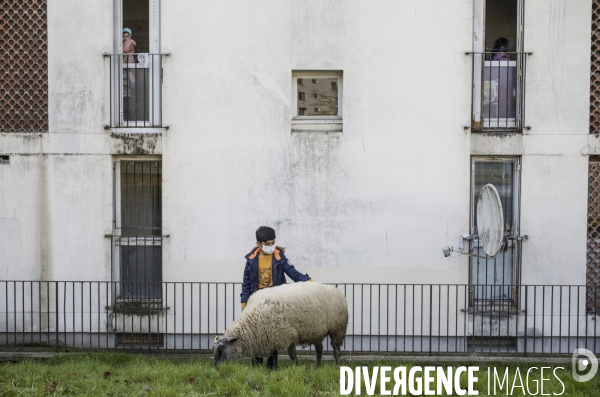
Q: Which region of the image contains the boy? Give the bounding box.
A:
[240,226,312,367]
[240,226,312,310]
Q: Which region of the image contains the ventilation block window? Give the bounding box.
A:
[0,0,48,132]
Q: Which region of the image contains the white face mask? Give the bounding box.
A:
[261,244,275,254]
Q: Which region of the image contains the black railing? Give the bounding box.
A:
[1,282,599,356]
[104,53,169,128]
[469,52,531,132]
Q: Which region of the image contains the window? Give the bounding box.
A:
[292,71,343,132]
[470,158,521,306]
[110,0,162,128]
[471,0,526,131]
[297,78,337,116]
[113,159,162,299]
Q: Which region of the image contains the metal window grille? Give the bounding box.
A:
[114,161,162,300]
[0,0,48,132]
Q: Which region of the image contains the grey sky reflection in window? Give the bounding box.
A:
[297,78,338,116]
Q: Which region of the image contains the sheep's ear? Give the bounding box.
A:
[229,337,238,343]
[213,335,220,343]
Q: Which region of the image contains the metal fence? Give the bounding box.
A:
[1,281,599,356]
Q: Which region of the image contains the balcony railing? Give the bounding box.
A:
[1,281,600,355]
[104,53,169,128]
[469,52,531,132]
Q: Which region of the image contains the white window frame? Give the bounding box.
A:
[112,0,162,128]
[292,71,343,132]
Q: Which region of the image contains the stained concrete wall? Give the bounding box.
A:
[160,0,472,285]
[519,0,592,286]
[0,1,592,289]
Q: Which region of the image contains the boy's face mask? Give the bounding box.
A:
[260,242,276,255]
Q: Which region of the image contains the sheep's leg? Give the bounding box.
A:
[315,341,323,367]
[332,343,341,365]
[266,354,273,369]
[287,344,299,366]
[252,357,263,366]
[267,350,278,370]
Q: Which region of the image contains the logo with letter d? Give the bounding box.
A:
[572,348,598,382]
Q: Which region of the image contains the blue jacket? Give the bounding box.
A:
[240,247,311,303]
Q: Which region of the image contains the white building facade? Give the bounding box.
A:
[1,0,598,352]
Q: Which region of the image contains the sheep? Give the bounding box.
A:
[213,282,348,369]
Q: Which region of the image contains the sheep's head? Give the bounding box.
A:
[213,335,239,368]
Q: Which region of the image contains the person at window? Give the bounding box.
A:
[122,28,136,63]
[492,38,510,61]
[240,226,313,367]
[122,28,136,91]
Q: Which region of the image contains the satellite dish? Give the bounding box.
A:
[476,184,504,257]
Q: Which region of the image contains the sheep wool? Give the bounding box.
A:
[220,282,348,360]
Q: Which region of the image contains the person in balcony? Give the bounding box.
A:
[492,37,510,61]
[122,28,136,91]
[122,28,136,63]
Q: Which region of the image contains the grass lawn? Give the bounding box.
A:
[0,352,599,396]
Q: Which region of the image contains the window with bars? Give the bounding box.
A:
[114,160,162,299]
[470,158,521,307]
